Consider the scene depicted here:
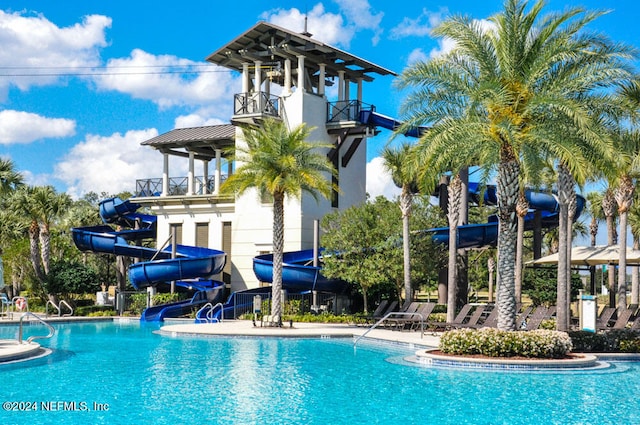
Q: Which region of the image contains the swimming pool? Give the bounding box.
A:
[0,320,638,424]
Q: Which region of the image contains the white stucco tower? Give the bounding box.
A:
[132,22,396,293]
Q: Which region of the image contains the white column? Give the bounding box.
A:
[297,55,305,92]
[338,70,345,101]
[162,153,169,197]
[344,79,350,101]
[284,58,292,95]
[318,63,326,96]
[214,149,222,195]
[242,63,250,93]
[357,78,363,103]
[254,60,262,92]
[187,151,195,195]
[202,160,209,195]
[254,60,262,112]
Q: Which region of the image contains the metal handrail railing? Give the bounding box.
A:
[19,312,55,344]
[196,302,213,322]
[206,303,224,323]
[45,299,74,317]
[353,311,425,348]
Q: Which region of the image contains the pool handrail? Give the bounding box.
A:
[45,299,74,317]
[353,311,425,348]
[196,302,224,323]
[18,312,55,344]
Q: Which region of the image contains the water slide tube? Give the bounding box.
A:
[72,197,227,321]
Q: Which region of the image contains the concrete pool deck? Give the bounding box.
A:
[159,320,441,348]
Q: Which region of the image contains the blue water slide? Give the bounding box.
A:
[72,197,227,321]
[253,249,348,293]
[142,282,225,322]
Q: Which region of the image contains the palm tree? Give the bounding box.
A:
[0,159,23,196]
[221,118,335,325]
[585,192,605,247]
[381,142,418,305]
[395,0,632,330]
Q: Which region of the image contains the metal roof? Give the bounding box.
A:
[206,21,397,83]
[141,124,235,161]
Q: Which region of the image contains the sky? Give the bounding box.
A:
[0,0,638,203]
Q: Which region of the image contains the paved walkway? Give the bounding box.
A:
[160,320,441,349]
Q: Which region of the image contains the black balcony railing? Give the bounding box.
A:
[234,91,281,118]
[135,176,227,197]
[327,100,372,123]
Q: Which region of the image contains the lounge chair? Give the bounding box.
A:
[383,302,420,329]
[516,305,533,329]
[361,300,389,325]
[607,308,634,330]
[466,305,498,329]
[595,307,617,330]
[394,302,436,331]
[431,304,484,331]
[523,306,550,330]
[367,300,398,325]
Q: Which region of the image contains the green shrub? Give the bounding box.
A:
[439,328,572,358]
[569,329,640,352]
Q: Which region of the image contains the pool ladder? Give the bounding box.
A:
[196,302,224,323]
[45,299,73,317]
[18,312,55,344]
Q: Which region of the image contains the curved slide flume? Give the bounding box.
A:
[72,197,227,321]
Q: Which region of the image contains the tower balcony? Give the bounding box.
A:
[134,175,229,198]
[232,91,282,125]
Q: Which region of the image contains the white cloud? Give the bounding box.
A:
[390,7,448,39]
[92,49,237,109]
[54,128,172,199]
[0,11,110,96]
[261,0,383,48]
[0,110,76,144]
[429,37,457,59]
[333,0,384,45]
[262,4,350,47]
[174,113,227,129]
[366,156,401,200]
[407,48,429,65]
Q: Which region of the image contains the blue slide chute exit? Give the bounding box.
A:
[72,197,227,321]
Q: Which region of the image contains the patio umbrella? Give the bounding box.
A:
[529,245,640,266]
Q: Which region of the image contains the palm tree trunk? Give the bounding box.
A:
[633,238,639,305]
[566,188,577,329]
[496,160,519,331]
[38,222,50,275]
[515,192,529,304]
[556,164,573,332]
[400,186,413,304]
[603,189,617,307]
[618,211,629,310]
[615,176,634,310]
[446,175,462,323]
[556,201,569,331]
[271,192,285,326]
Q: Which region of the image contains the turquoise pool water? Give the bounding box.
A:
[0,320,639,425]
